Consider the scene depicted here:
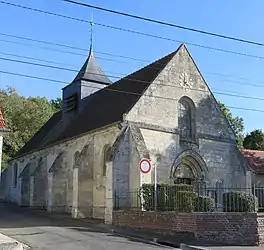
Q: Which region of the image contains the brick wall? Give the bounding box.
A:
[113,211,263,246]
[258,213,264,244]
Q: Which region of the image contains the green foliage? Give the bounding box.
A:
[0,87,61,170]
[243,129,264,150]
[194,196,215,212]
[50,97,62,112]
[141,184,154,211]
[174,191,197,212]
[141,183,196,211]
[223,191,258,212]
[218,101,245,148]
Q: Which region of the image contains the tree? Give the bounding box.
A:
[0,87,61,170]
[50,97,62,112]
[243,129,264,150]
[218,101,245,148]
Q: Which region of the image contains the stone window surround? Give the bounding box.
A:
[178,96,196,141]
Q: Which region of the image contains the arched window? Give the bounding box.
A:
[103,145,112,177]
[178,97,195,140]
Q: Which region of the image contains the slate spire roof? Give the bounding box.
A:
[71,47,112,85]
[14,44,184,159]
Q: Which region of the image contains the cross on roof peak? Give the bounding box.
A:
[89,13,94,53]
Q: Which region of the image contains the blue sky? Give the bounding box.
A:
[1,0,264,134]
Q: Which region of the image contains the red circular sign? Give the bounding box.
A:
[139,159,151,174]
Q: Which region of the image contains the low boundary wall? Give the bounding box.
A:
[113,211,264,246]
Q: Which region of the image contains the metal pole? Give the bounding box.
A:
[154,164,157,211]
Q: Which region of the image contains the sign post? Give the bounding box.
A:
[139,159,157,211]
[154,164,157,211]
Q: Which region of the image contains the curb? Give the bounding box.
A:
[111,230,179,248]
[108,228,181,248]
[107,228,210,249]
[180,243,209,250]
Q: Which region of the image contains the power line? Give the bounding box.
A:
[0,51,74,67]
[0,32,146,63]
[0,38,127,64]
[0,4,264,99]
[1,49,264,92]
[2,33,264,89]
[2,55,264,103]
[1,69,264,114]
[61,0,264,48]
[2,1,264,64]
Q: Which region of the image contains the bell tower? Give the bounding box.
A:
[62,16,112,120]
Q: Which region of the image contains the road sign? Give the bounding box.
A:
[139,159,151,174]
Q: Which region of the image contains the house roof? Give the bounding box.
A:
[13,45,181,159]
[242,149,264,174]
[70,48,112,85]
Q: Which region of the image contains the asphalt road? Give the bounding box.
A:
[1,202,264,250]
[0,202,173,250]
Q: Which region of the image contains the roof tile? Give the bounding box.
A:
[242,149,264,174]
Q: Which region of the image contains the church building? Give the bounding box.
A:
[0,43,252,222]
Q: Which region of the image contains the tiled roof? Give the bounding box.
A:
[13,45,182,158]
[242,149,264,174]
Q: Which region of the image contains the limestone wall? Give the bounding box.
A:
[3,124,119,220]
[124,44,249,188]
[113,129,131,209]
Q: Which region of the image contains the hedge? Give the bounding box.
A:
[174,191,197,212]
[194,196,215,212]
[223,191,258,212]
[141,183,196,211]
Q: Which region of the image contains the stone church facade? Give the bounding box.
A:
[0,44,252,221]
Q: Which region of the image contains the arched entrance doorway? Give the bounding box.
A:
[171,150,208,193]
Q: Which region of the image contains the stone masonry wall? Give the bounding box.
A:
[113,128,131,209]
[113,210,263,246]
[125,44,249,188]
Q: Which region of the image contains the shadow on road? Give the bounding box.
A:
[0,201,171,248]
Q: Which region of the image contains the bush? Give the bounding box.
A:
[141,184,154,211]
[194,196,215,212]
[141,183,195,211]
[223,191,258,212]
[174,191,197,212]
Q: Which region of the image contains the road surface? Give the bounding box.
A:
[0,202,173,250]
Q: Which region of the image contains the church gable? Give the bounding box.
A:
[125,44,236,142]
